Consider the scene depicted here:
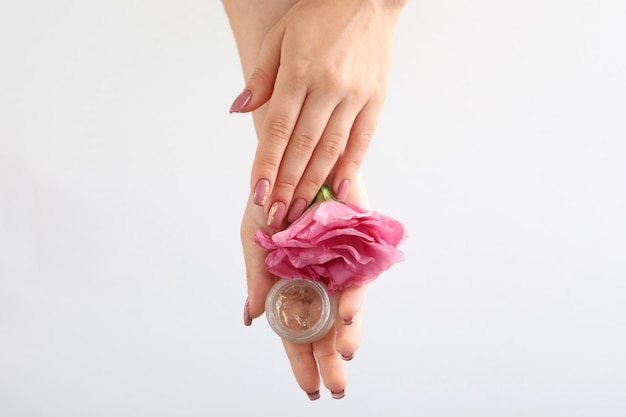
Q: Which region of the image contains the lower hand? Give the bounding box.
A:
[241,174,370,398]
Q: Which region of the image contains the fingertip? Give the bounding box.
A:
[306,390,321,401]
[243,297,253,326]
[286,197,307,223]
[229,88,253,113]
[336,313,362,359]
[246,295,265,320]
[247,279,275,319]
[335,178,351,201]
[331,389,346,400]
[253,178,271,206]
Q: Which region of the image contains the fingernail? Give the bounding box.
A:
[306,390,321,401]
[253,179,270,206]
[267,201,286,228]
[343,317,353,325]
[341,353,354,361]
[243,298,252,326]
[229,89,253,113]
[286,197,307,223]
[331,390,345,400]
[336,179,350,201]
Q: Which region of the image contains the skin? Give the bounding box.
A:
[223,0,405,397]
[241,184,368,395]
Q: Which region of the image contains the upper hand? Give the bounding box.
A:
[230,0,405,228]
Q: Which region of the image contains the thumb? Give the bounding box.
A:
[229,29,282,113]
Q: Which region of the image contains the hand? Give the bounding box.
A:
[230,0,405,228]
[241,175,370,399]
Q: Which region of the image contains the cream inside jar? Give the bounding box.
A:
[265,278,336,344]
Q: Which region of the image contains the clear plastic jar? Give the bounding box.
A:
[265,278,336,344]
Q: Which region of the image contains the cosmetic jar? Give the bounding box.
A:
[265,278,336,344]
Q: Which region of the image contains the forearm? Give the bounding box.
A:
[222,0,298,80]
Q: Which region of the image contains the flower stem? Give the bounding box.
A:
[315,184,337,204]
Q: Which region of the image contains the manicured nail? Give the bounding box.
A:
[253,178,270,206]
[343,317,353,325]
[306,390,321,401]
[229,89,253,113]
[341,353,354,361]
[336,179,350,201]
[286,197,307,223]
[243,298,252,326]
[331,390,345,400]
[267,201,286,228]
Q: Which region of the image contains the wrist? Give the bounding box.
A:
[378,0,408,13]
[366,0,406,22]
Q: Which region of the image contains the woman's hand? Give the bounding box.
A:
[223,0,402,397]
[230,0,405,228]
[241,175,370,399]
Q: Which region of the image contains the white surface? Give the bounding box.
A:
[1,1,625,416]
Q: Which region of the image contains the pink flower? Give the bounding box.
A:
[255,187,407,293]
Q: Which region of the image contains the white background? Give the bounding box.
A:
[1,1,625,416]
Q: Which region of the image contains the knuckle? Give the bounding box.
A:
[299,176,325,195]
[288,57,310,83]
[275,177,298,195]
[256,158,280,177]
[248,67,272,87]
[323,69,347,91]
[264,115,291,142]
[342,158,362,173]
[310,68,348,95]
[319,133,345,158]
[292,132,317,155]
[352,85,371,103]
[354,127,375,147]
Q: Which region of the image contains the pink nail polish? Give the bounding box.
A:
[336,179,350,201]
[343,317,353,326]
[331,390,346,400]
[229,89,253,113]
[286,198,307,223]
[244,298,252,326]
[341,353,354,361]
[253,179,270,206]
[267,201,286,229]
[307,390,321,401]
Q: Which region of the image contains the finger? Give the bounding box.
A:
[282,339,321,398]
[240,193,278,319]
[312,326,348,398]
[285,102,359,222]
[250,67,307,214]
[336,310,363,361]
[269,94,339,224]
[337,284,367,325]
[335,286,366,360]
[332,101,382,200]
[229,27,284,113]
